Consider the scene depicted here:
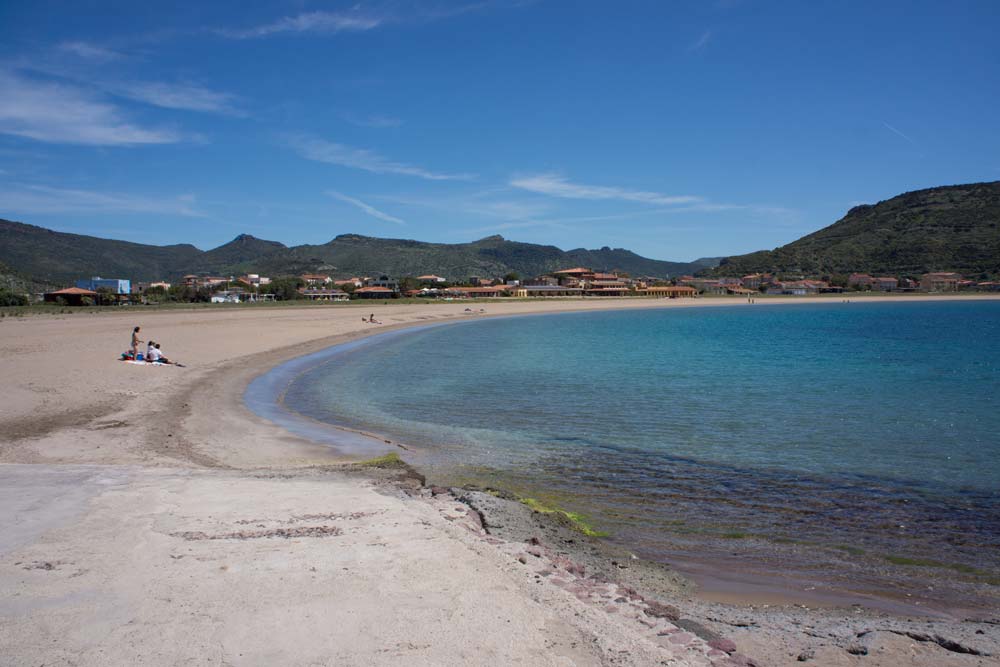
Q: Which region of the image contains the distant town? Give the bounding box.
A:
[30,267,1000,307]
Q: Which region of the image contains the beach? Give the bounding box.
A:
[2,296,999,666]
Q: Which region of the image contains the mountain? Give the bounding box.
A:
[712,181,1000,278]
[256,234,711,280]
[0,220,710,285]
[200,234,287,274]
[0,219,203,284]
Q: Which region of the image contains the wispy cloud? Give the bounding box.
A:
[106,80,243,115]
[327,190,405,224]
[286,134,474,181]
[510,173,702,206]
[57,41,123,63]
[0,70,182,145]
[882,121,916,145]
[343,112,402,128]
[218,11,382,39]
[690,29,712,52]
[0,184,204,216]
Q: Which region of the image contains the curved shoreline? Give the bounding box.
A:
[238,298,1000,621]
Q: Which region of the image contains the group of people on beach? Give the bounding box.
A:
[126,326,182,365]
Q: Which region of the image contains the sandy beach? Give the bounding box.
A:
[2,296,999,666]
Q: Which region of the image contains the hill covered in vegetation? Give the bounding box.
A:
[0,220,713,285]
[712,181,1000,278]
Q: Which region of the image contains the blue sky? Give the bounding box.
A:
[1,1,998,261]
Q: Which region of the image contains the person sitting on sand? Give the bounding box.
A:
[146,340,155,359]
[148,343,183,366]
[131,326,143,359]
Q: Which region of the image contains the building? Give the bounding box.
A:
[512,285,584,297]
[874,276,899,291]
[334,278,363,288]
[445,286,510,298]
[742,274,762,289]
[75,276,131,294]
[921,272,961,291]
[848,273,875,289]
[417,274,447,284]
[44,287,99,305]
[364,276,399,290]
[238,274,271,288]
[300,274,332,286]
[182,275,229,289]
[636,286,698,298]
[354,286,398,299]
[299,288,349,301]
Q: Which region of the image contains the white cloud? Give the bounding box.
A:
[343,113,402,128]
[0,184,205,216]
[510,173,702,206]
[218,11,382,39]
[107,80,242,115]
[0,70,182,146]
[327,191,405,225]
[286,135,474,181]
[57,41,123,63]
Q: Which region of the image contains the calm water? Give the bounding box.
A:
[282,302,1000,570]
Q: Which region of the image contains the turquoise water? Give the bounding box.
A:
[282,302,1000,570]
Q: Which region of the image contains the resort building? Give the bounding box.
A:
[300,274,332,286]
[636,286,698,298]
[417,274,447,284]
[742,274,763,289]
[334,278,363,288]
[445,286,510,298]
[512,285,585,297]
[298,288,349,301]
[354,286,398,299]
[921,272,961,291]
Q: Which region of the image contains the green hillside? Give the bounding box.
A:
[712,181,1000,278]
[0,220,710,285]
[0,219,203,284]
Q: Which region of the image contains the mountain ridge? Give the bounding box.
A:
[711,181,1000,278]
[0,220,712,285]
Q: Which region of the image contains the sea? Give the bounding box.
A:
[275,301,1000,580]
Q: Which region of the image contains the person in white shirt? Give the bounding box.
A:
[147,345,162,362]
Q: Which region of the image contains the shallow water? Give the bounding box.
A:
[281,302,1000,573]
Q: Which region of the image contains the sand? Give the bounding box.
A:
[2,295,999,666]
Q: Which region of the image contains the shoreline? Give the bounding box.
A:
[244,297,999,620]
[2,295,999,666]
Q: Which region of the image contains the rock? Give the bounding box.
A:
[708,638,738,654]
[526,546,543,558]
[643,600,681,621]
[846,643,868,656]
[517,554,528,564]
[797,648,815,661]
[429,486,449,496]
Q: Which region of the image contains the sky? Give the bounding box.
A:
[1,0,998,262]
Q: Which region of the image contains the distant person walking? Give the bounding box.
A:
[131,326,143,359]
